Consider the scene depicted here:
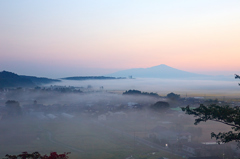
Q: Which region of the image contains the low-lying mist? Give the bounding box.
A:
[48,78,239,97]
[0,78,239,159]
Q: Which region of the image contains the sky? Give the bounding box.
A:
[0,0,240,78]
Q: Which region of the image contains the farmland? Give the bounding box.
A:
[0,115,184,159]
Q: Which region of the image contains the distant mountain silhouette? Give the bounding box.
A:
[0,71,60,88]
[20,75,60,85]
[107,64,210,79]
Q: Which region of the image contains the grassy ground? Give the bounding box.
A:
[0,111,232,159]
[0,118,67,158]
[42,119,184,159]
[0,116,184,159]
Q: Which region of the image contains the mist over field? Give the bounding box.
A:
[1,77,240,159]
[50,78,239,97]
[0,68,239,159]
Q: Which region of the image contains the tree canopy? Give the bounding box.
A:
[150,101,170,112]
[235,74,240,85]
[5,151,70,159]
[166,92,180,100]
[123,89,160,97]
[5,100,22,116]
[235,74,240,79]
[181,74,240,145]
[182,104,240,144]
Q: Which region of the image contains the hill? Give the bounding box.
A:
[0,71,60,88]
[107,64,210,79]
[20,75,60,85]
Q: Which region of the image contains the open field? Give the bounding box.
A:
[0,118,67,158]
[0,99,236,159]
[42,118,184,159]
[0,116,185,159]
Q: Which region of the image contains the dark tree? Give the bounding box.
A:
[150,101,170,112]
[181,74,240,145]
[235,74,240,85]
[167,92,180,100]
[5,100,22,116]
[182,104,240,145]
[123,89,141,95]
[123,89,160,97]
[5,151,70,159]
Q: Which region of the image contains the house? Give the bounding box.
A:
[178,132,191,142]
[46,113,57,119]
[108,111,127,119]
[127,102,138,109]
[62,113,74,119]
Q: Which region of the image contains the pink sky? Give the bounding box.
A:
[0,1,240,77]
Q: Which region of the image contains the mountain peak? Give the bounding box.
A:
[149,64,172,69]
[107,64,205,78]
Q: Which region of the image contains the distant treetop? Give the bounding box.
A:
[123,89,160,97]
[150,101,170,112]
[166,92,180,100]
[235,74,240,86]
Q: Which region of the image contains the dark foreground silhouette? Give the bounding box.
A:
[5,152,70,159]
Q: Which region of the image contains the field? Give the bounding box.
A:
[0,115,184,159]
[0,106,234,159]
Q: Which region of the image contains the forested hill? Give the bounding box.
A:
[20,75,60,85]
[0,71,60,88]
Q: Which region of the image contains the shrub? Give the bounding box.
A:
[5,152,70,159]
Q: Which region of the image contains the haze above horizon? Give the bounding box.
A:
[0,0,240,78]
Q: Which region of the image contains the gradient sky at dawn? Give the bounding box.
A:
[0,0,240,78]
